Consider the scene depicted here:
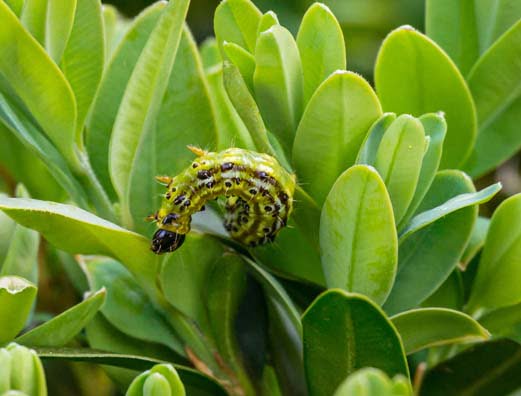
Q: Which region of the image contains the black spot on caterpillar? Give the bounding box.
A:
[149,147,296,254]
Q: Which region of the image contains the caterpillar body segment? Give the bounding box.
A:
[151,148,296,254]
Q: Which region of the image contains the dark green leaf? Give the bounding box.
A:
[303,290,408,396]
[385,170,478,314]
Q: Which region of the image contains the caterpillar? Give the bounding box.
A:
[150,146,296,254]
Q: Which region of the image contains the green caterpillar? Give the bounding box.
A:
[150,147,296,254]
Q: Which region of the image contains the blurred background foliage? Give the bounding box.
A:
[106,0,425,80]
[1,0,519,394]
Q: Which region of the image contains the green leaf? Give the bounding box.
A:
[213,0,262,53]
[356,113,396,166]
[398,113,446,230]
[109,0,189,214]
[200,38,221,70]
[16,288,105,348]
[479,301,521,339]
[206,254,255,395]
[223,41,255,92]
[425,0,480,75]
[303,290,408,396]
[391,308,489,354]
[242,256,302,336]
[86,258,183,355]
[160,234,223,334]
[474,0,521,53]
[384,170,478,315]
[460,216,490,270]
[334,368,411,396]
[421,271,464,310]
[265,294,306,396]
[46,0,77,63]
[0,1,79,169]
[126,27,217,233]
[399,181,500,242]
[374,114,427,224]
[296,3,346,104]
[0,122,65,201]
[61,0,104,141]
[320,165,397,305]
[257,10,278,35]
[1,188,39,283]
[0,276,37,345]
[0,197,159,297]
[206,65,255,151]
[0,92,88,207]
[463,21,521,177]
[419,339,521,396]
[35,347,227,395]
[252,220,324,285]
[3,0,23,16]
[292,71,382,204]
[87,2,165,200]
[20,0,47,44]
[222,62,272,154]
[467,193,521,314]
[86,314,183,364]
[254,25,303,154]
[375,26,477,169]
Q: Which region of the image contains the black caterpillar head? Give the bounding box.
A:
[151,229,185,254]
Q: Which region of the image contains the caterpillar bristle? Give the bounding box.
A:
[145,213,158,222]
[155,175,172,185]
[187,145,208,157]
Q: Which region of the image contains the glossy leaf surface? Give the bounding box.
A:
[375,26,476,169]
[303,290,408,396]
[320,165,397,305]
[293,71,382,204]
[391,308,489,354]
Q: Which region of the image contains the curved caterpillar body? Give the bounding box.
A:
[150,147,296,254]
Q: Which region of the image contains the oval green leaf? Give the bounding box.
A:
[398,113,446,230]
[356,113,396,166]
[374,114,427,224]
[214,0,261,54]
[87,2,164,200]
[61,0,104,140]
[0,1,79,169]
[320,165,397,305]
[293,71,382,205]
[296,3,346,104]
[391,308,489,354]
[375,26,477,169]
[223,41,255,93]
[126,27,217,233]
[303,290,408,396]
[254,25,303,154]
[109,0,189,209]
